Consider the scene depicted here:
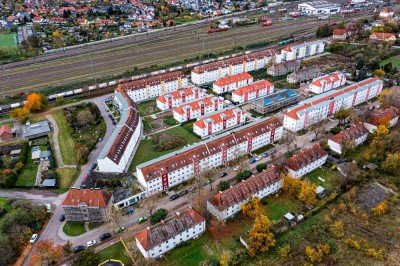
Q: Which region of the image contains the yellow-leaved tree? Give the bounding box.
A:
[248,215,275,257]
[298,180,317,205]
[10,107,30,122]
[25,92,46,111]
[241,196,261,218]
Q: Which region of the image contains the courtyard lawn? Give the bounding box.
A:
[97,242,132,265]
[53,110,77,165]
[261,194,299,221]
[0,34,15,48]
[137,100,159,116]
[380,54,400,68]
[56,167,79,191]
[305,168,339,192]
[16,148,38,186]
[63,222,86,237]
[128,126,201,171]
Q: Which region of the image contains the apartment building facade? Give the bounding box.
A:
[136,117,283,194]
[232,80,274,103]
[283,78,383,132]
[193,107,245,137]
[309,71,347,94]
[327,123,369,154]
[156,86,205,110]
[118,71,188,102]
[281,40,325,61]
[212,72,254,94]
[286,143,328,178]
[173,96,224,123]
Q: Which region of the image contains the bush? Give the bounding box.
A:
[235,170,253,182]
[163,116,178,126]
[330,126,341,135]
[153,133,187,152]
[217,181,230,191]
[150,208,168,225]
[261,197,269,205]
[256,163,268,173]
[0,207,6,218]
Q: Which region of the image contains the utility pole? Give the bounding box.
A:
[232,37,235,51]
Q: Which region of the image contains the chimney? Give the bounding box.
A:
[176,211,181,217]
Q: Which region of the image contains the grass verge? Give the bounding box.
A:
[63,222,86,237]
[97,242,132,265]
[53,110,77,165]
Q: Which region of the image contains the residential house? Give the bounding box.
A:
[369,33,396,44]
[363,107,399,133]
[207,165,282,221]
[281,40,325,61]
[379,7,394,20]
[62,188,113,223]
[50,17,67,24]
[212,73,254,94]
[32,16,44,23]
[283,78,383,132]
[193,107,245,137]
[327,123,369,154]
[251,89,300,115]
[309,71,346,94]
[345,23,358,36]
[332,29,347,41]
[135,206,205,258]
[136,117,283,194]
[286,143,328,178]
[22,120,51,140]
[156,86,205,110]
[232,80,274,103]
[0,125,13,142]
[173,96,224,123]
[287,66,322,84]
[267,60,301,76]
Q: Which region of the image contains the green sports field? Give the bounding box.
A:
[0,34,16,48]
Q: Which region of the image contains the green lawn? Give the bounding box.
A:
[261,195,299,221]
[0,197,12,212]
[380,54,400,68]
[305,168,339,192]
[16,147,38,186]
[0,34,15,48]
[97,242,132,266]
[248,69,287,82]
[137,100,159,116]
[63,222,86,237]
[53,110,77,165]
[56,167,79,190]
[128,126,201,171]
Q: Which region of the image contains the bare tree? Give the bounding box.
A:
[140,192,160,216]
[340,139,356,159]
[308,116,326,140]
[109,205,124,228]
[282,130,296,153]
[191,190,208,216]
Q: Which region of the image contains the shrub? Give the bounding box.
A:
[330,126,341,135]
[153,133,187,152]
[256,163,268,173]
[150,208,168,225]
[235,170,252,182]
[261,197,269,205]
[217,181,230,192]
[0,207,6,218]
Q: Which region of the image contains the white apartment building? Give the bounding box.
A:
[97,89,142,173]
[286,143,328,179]
[363,107,399,133]
[156,86,205,110]
[136,117,283,194]
[309,71,346,94]
[118,71,188,102]
[135,206,205,259]
[191,49,282,85]
[283,78,383,132]
[327,123,369,155]
[193,107,245,138]
[297,1,341,15]
[212,72,254,94]
[173,96,224,123]
[281,40,325,61]
[207,165,282,221]
[232,80,274,103]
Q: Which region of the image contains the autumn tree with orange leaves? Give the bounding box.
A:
[10,107,30,122]
[24,92,47,111]
[241,196,261,218]
[28,239,63,266]
[248,214,276,257]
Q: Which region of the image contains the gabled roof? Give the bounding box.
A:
[232,80,273,97]
[135,207,205,251]
[119,71,185,91]
[367,107,399,126]
[157,86,199,103]
[370,32,396,39]
[173,96,222,115]
[62,188,113,208]
[208,165,281,211]
[333,29,346,35]
[329,123,369,144]
[194,108,242,129]
[310,71,345,88]
[213,72,253,87]
[0,125,12,136]
[138,117,283,182]
[286,143,328,171]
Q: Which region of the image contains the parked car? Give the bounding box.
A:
[108,114,113,118]
[219,171,227,178]
[73,245,85,254]
[86,240,97,248]
[249,158,256,164]
[233,166,240,171]
[112,121,117,125]
[256,156,263,161]
[309,137,315,142]
[99,233,112,241]
[251,114,257,118]
[98,137,103,142]
[179,190,189,197]
[262,152,269,158]
[138,216,147,224]
[30,234,39,244]
[91,163,97,170]
[114,226,126,234]
[169,194,180,201]
[59,214,65,222]
[269,149,277,154]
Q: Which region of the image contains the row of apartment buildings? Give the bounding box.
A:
[283,77,383,132]
[156,86,205,110]
[172,96,224,123]
[136,117,284,194]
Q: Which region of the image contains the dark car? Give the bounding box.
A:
[169,194,180,201]
[99,233,112,241]
[108,114,113,118]
[262,152,269,158]
[112,121,117,125]
[251,114,257,118]
[73,245,85,254]
[269,149,277,154]
[179,190,188,197]
[219,171,227,178]
[59,214,65,222]
[91,163,97,170]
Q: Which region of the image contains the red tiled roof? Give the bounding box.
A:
[213,73,253,87]
[333,29,346,35]
[173,96,221,115]
[370,32,396,39]
[135,207,205,251]
[50,17,66,22]
[194,108,241,129]
[329,123,369,144]
[62,188,112,208]
[232,80,273,97]
[286,143,328,171]
[157,86,198,103]
[139,117,283,182]
[119,71,185,92]
[285,77,381,120]
[310,71,344,88]
[208,165,281,211]
[0,125,12,136]
[368,106,399,126]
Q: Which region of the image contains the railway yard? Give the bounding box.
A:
[0,9,374,97]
